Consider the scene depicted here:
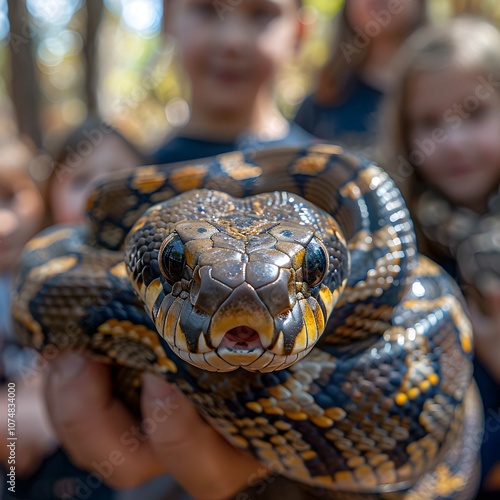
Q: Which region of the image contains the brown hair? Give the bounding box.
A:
[382,16,500,212]
[379,16,500,263]
[314,0,427,105]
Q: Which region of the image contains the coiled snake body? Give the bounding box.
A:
[13,145,481,498]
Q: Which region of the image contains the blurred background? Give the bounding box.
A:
[0,0,499,170]
[2,2,500,499]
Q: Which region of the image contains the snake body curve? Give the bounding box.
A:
[12,144,481,498]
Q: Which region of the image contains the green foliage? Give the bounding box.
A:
[306,0,343,18]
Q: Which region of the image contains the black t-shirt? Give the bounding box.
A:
[293,76,383,152]
[149,123,314,165]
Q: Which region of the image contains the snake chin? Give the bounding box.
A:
[168,324,314,372]
[170,338,314,373]
[214,345,314,372]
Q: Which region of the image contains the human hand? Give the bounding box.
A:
[44,352,267,499]
[468,285,500,384]
[0,369,58,477]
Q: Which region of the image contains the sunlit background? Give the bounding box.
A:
[0,0,499,153]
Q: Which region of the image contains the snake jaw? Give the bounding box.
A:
[208,282,276,349]
[215,327,267,369]
[220,326,263,350]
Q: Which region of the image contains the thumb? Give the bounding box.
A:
[45,353,165,487]
[141,373,264,500]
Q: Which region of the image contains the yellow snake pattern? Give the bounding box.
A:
[12,145,481,498]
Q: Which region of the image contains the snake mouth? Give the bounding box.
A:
[219,326,263,351]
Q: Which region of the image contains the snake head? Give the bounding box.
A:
[125,190,348,373]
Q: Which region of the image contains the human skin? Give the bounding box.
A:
[346,0,422,40]
[44,1,305,496]
[50,135,143,225]
[0,154,53,475]
[406,66,500,213]
[44,353,265,499]
[164,0,303,141]
[346,0,424,90]
[0,164,44,273]
[407,65,500,488]
[0,371,57,477]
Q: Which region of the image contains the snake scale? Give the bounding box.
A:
[12,144,481,498]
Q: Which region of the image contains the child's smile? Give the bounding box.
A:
[167,0,301,118]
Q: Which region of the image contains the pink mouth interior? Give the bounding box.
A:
[220,326,263,350]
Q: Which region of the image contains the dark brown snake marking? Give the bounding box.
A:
[12,145,481,498]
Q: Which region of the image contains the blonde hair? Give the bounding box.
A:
[382,16,500,205]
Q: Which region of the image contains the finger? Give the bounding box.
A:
[45,352,166,488]
[487,290,500,318]
[142,373,266,500]
[468,296,492,340]
[478,278,500,316]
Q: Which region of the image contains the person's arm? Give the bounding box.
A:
[44,352,267,499]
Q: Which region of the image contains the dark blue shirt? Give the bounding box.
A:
[149,123,314,165]
[293,76,383,150]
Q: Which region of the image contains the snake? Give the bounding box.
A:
[12,144,481,499]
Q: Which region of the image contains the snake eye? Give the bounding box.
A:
[303,237,329,287]
[159,233,186,285]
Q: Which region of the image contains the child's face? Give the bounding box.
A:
[166,0,301,115]
[0,168,44,273]
[346,0,421,39]
[50,136,143,224]
[406,67,500,210]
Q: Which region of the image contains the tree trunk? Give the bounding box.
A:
[7,0,42,148]
[83,0,104,114]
